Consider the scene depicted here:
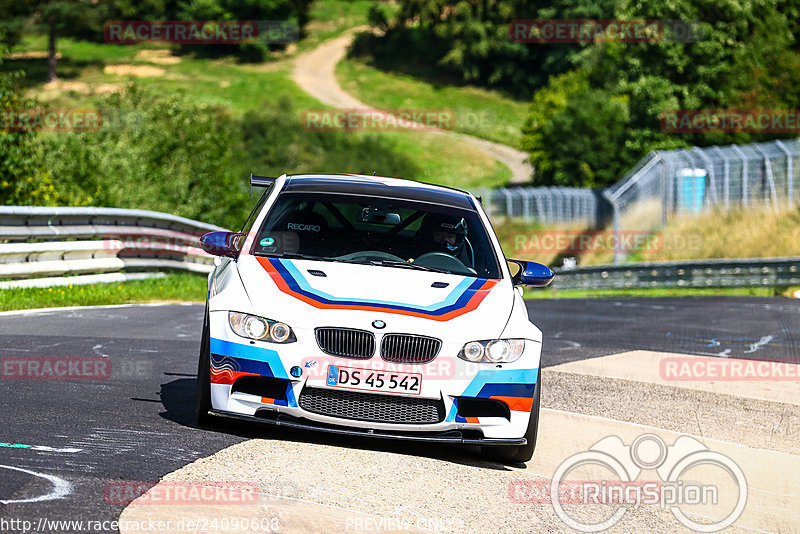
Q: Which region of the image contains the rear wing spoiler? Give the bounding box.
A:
[250,173,278,188]
[249,173,286,196]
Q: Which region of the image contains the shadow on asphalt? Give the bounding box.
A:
[156,377,523,471]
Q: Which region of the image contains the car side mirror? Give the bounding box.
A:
[507,259,554,287]
[200,231,246,258]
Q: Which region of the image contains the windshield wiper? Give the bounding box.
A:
[330,258,372,265]
[370,260,451,274]
[261,253,453,274]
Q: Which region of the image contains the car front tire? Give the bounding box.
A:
[194,304,214,427]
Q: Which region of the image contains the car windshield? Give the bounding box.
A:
[252,192,501,279]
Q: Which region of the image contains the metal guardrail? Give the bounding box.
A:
[4,208,797,293]
[551,257,800,290]
[0,207,226,289]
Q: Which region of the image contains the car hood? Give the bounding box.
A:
[236,255,514,342]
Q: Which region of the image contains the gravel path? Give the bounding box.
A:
[544,369,800,456]
[125,434,704,534]
[291,29,533,185]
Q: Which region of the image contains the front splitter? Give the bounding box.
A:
[208,409,526,446]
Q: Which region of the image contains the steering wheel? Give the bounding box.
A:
[414,252,471,272]
[335,251,407,262]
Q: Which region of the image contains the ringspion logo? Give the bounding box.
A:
[519,433,747,532]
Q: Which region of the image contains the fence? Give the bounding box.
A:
[482,139,800,224]
[607,138,800,225]
[480,187,608,226]
[0,207,225,289]
[479,138,800,262]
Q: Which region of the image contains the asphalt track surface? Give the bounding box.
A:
[0,297,797,532]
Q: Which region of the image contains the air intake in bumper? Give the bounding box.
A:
[299,387,445,424]
[232,376,289,400]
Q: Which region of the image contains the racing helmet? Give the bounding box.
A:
[418,213,468,255]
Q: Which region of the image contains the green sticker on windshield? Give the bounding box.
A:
[260,237,275,247]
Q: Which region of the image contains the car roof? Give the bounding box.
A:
[280,174,476,210]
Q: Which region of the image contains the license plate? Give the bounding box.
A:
[326,365,421,395]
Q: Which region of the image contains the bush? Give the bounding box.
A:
[0,53,57,205]
[239,96,420,179]
[42,82,250,228]
[34,84,420,228]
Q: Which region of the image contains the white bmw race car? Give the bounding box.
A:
[196,173,553,462]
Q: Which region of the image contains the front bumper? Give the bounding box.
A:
[207,311,540,440]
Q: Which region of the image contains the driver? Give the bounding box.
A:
[416,213,470,265]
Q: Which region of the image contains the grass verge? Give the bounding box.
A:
[493,205,800,267]
[12,32,505,190]
[1,273,794,312]
[0,273,206,312]
[336,57,529,149]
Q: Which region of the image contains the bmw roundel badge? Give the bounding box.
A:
[372,320,386,329]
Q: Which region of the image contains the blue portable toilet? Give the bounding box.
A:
[676,168,707,214]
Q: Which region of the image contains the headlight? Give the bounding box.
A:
[228,312,296,343]
[463,341,485,362]
[245,315,268,339]
[458,339,525,363]
[269,322,291,343]
[486,340,510,362]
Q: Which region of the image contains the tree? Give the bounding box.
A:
[0,0,29,49]
[176,0,313,61]
[521,0,800,187]
[0,1,106,82]
[34,1,104,82]
[354,0,617,98]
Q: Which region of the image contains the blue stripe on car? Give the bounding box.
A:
[210,337,288,379]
